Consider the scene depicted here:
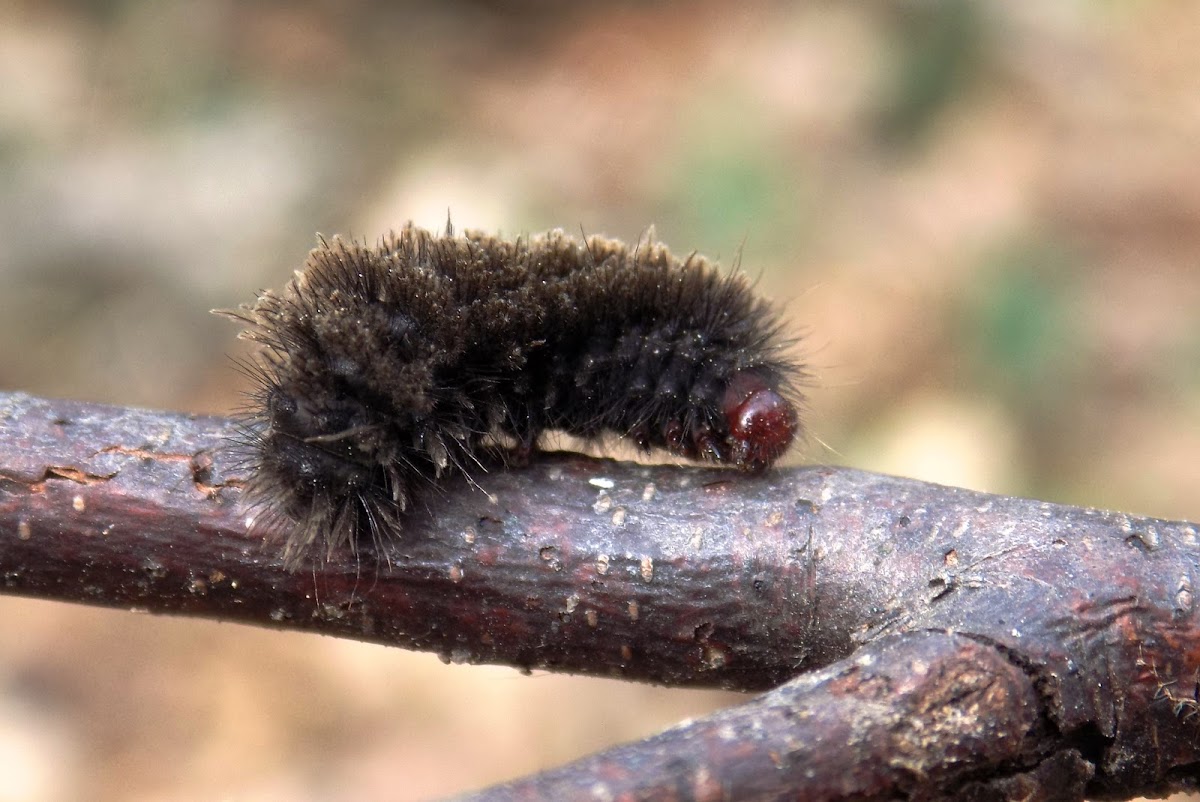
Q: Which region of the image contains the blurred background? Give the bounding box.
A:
[1,1,1198,799]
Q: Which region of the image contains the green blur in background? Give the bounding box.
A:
[1,2,1198,800]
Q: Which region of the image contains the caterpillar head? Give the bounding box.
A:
[720,371,798,472]
[660,370,798,473]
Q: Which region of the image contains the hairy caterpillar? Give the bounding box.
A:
[224,223,803,567]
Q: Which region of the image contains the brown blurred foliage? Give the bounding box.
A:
[0,2,1198,799]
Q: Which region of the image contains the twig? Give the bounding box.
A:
[0,391,1197,799]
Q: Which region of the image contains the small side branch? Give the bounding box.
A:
[460,631,1092,802]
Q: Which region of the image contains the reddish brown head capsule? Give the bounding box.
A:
[722,371,798,473]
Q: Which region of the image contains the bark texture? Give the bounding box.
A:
[0,391,1197,800]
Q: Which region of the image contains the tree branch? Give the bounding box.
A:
[460,630,1091,802]
[0,391,1197,799]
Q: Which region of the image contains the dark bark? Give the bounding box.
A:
[460,631,1086,802]
[0,390,1198,800]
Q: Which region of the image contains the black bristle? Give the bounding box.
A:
[220,224,805,569]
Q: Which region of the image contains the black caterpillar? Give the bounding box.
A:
[225,223,803,567]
